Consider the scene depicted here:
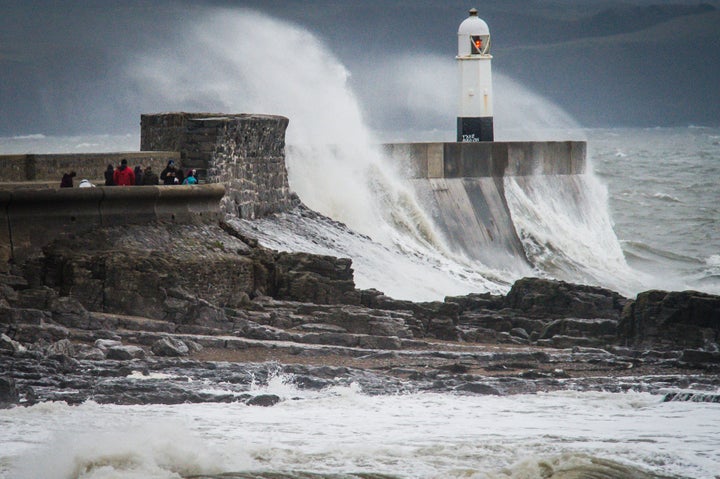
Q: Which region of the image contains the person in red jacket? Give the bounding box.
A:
[113,159,135,186]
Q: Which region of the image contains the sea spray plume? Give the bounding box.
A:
[503,174,647,296]
[357,52,644,293]
[128,7,632,299]
[127,7,511,289]
[351,53,584,141]
[129,8,445,248]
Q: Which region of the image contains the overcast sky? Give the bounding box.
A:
[1,0,718,136]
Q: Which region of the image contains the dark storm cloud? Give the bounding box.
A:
[1,0,718,135]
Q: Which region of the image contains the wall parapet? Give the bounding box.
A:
[383,141,586,178]
[0,184,225,268]
[0,152,180,184]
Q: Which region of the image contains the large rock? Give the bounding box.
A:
[106,345,146,360]
[35,223,361,325]
[38,224,257,320]
[246,394,280,407]
[152,337,190,357]
[538,318,618,341]
[0,376,19,408]
[619,290,720,350]
[504,277,627,319]
[46,338,76,357]
[0,333,26,355]
[256,250,360,305]
[49,296,91,329]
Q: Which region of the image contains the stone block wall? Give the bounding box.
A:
[0,184,226,270]
[141,112,292,219]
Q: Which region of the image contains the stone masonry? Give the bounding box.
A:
[141,113,292,219]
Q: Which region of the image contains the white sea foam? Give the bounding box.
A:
[2,389,719,478]
[503,174,647,296]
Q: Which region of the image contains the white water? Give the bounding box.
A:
[126,7,530,299]
[2,381,719,478]
[503,174,648,297]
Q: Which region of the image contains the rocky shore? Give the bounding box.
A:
[2,218,720,408]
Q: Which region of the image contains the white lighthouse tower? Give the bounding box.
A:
[457,8,494,142]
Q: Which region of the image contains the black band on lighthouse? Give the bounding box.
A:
[457,117,494,142]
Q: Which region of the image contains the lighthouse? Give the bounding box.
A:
[457,8,493,142]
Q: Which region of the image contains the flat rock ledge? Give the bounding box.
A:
[1,222,719,408]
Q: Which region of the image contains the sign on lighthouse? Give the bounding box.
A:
[457,8,494,142]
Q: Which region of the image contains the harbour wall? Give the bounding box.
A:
[0,184,226,269]
[383,141,587,269]
[0,113,291,271]
[383,141,586,178]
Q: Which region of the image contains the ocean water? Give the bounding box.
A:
[589,127,720,294]
[2,379,719,479]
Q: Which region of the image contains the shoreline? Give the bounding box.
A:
[2,220,719,408]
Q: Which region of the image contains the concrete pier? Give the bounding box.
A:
[382,141,586,179]
[383,141,587,270]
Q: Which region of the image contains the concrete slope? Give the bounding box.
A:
[409,177,528,271]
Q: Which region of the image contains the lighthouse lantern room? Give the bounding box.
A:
[457,8,494,142]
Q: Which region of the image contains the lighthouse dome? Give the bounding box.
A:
[458,8,489,36]
[457,9,491,56]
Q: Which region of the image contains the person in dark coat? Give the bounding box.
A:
[104,164,115,186]
[133,165,144,185]
[142,166,159,185]
[60,171,76,188]
[160,160,177,185]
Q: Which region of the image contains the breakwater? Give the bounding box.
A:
[0,184,225,268]
[0,113,588,280]
[383,141,586,270]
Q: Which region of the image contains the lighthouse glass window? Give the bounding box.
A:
[470,35,490,54]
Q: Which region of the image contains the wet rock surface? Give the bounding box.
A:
[1,223,719,407]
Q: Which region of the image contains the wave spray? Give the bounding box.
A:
[127,7,643,299]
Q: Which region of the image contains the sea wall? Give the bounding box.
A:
[141,113,292,219]
[383,141,586,178]
[0,152,179,186]
[0,112,292,272]
[0,184,225,269]
[385,141,587,268]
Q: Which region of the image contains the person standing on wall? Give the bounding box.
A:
[60,171,76,188]
[182,169,198,185]
[104,164,115,186]
[160,160,177,185]
[113,159,135,186]
[142,166,159,185]
[133,165,144,185]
